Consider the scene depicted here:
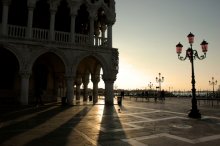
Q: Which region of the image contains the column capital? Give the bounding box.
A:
[88,7,97,20]
[50,7,57,14]
[27,0,36,9]
[2,0,11,5]
[91,74,100,83]
[50,2,58,13]
[70,8,78,16]
[65,75,75,80]
[20,71,31,79]
[103,77,115,83]
[70,1,80,15]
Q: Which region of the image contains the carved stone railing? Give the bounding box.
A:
[55,31,70,42]
[32,28,49,41]
[8,25,26,39]
[75,33,90,45]
[2,24,108,47]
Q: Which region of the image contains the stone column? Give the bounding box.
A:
[75,77,82,101]
[94,27,100,46]
[100,25,106,46]
[1,0,10,36]
[65,75,74,105]
[103,78,114,105]
[82,75,89,101]
[70,14,76,43]
[91,75,100,104]
[20,72,31,105]
[107,24,112,47]
[49,8,56,41]
[89,16,95,45]
[26,6,34,39]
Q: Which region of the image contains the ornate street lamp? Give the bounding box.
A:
[176,32,208,118]
[148,82,153,89]
[156,73,164,91]
[209,77,217,97]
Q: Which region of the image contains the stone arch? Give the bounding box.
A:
[0,43,24,71]
[74,52,110,77]
[29,48,69,74]
[74,52,110,103]
[0,45,20,103]
[30,50,66,103]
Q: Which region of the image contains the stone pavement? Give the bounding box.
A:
[1,97,220,146]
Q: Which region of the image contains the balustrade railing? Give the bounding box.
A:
[55,31,70,42]
[75,34,90,45]
[8,25,26,38]
[32,28,49,41]
[2,24,108,47]
[96,37,108,47]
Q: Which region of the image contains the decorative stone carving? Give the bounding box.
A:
[112,49,119,78]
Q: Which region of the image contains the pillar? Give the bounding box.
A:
[91,75,100,104]
[94,27,100,46]
[20,72,30,105]
[107,24,112,47]
[1,0,10,36]
[26,6,34,39]
[49,8,56,41]
[75,77,82,101]
[104,78,114,105]
[89,16,95,45]
[70,13,76,43]
[65,75,74,105]
[82,74,89,101]
[100,25,106,46]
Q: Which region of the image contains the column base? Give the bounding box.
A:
[188,109,201,118]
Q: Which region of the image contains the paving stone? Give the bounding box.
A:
[1,97,220,146]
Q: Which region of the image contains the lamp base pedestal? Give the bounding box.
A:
[188,109,201,119]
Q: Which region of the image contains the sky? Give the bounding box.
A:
[110,0,220,91]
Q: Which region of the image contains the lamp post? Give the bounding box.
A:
[209,77,217,97]
[176,32,208,118]
[156,73,164,91]
[148,82,153,89]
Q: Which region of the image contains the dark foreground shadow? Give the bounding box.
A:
[23,106,92,146]
[0,104,71,145]
[97,105,131,145]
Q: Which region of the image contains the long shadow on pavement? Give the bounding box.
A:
[97,104,131,145]
[23,106,92,146]
[0,105,71,144]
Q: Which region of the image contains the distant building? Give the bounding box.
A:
[0,0,118,105]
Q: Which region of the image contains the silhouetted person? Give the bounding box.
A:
[154,93,158,102]
[145,91,149,101]
[121,90,124,99]
[161,90,165,100]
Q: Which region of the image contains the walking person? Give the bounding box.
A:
[161,89,165,101]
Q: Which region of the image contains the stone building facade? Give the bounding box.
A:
[0,0,118,105]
